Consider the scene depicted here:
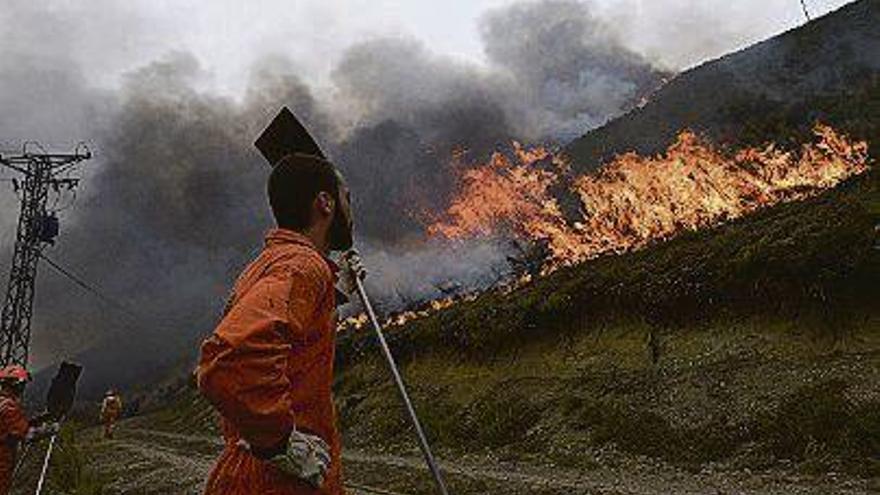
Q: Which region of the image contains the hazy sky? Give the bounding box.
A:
[14,0,855,97]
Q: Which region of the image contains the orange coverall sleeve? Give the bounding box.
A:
[198,261,329,450]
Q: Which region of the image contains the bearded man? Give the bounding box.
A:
[197,152,353,495]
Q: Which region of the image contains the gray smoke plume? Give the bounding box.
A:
[0,0,665,389]
[481,0,663,140]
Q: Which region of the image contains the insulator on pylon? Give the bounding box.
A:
[36,214,60,244]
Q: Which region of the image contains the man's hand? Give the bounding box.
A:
[339,249,366,297]
[268,430,331,488]
[25,421,61,442]
[28,411,54,426]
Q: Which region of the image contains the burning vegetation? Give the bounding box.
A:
[428,123,870,270]
[339,294,479,332]
[339,124,870,333]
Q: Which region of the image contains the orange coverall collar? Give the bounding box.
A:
[264,228,340,276]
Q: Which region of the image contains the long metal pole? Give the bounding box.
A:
[11,442,30,483]
[34,434,56,495]
[348,256,450,495]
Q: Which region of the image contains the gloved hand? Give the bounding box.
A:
[339,250,366,297]
[267,430,331,488]
[25,421,60,442]
[340,249,367,294]
[28,411,54,426]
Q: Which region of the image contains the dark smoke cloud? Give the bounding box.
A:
[331,38,515,149]
[327,38,516,242]
[480,0,664,140]
[29,52,270,367]
[0,1,665,382]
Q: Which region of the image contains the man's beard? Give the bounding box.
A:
[329,208,353,251]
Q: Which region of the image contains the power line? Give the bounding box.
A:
[37,252,143,324]
[800,0,812,21]
[37,253,214,348]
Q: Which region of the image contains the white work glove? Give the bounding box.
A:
[26,421,60,442]
[339,250,367,297]
[268,430,332,488]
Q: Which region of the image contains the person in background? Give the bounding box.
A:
[100,389,123,439]
[197,153,354,495]
[0,365,60,494]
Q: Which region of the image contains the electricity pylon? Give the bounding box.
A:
[0,144,91,366]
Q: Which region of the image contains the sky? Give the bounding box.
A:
[18,0,855,97]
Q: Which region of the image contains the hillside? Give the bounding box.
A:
[28,164,877,495]
[564,0,880,170]
[55,166,877,495]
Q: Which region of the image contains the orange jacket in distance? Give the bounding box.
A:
[197,229,343,495]
[101,395,123,421]
[0,395,29,495]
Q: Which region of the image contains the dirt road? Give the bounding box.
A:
[20,424,871,494]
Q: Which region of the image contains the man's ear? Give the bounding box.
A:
[316,191,335,216]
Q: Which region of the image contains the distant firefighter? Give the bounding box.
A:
[100,389,123,439]
[0,365,60,494]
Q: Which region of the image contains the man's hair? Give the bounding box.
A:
[268,153,340,231]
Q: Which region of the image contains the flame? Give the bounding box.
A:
[339,313,369,331]
[337,294,480,333]
[429,123,870,271]
[339,124,869,334]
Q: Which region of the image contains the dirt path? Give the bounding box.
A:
[73,428,416,495]
[55,425,874,495]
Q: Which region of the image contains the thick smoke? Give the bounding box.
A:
[480,0,662,140]
[0,1,665,383]
[328,38,516,242]
[324,1,664,242]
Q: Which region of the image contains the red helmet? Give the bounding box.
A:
[0,365,31,384]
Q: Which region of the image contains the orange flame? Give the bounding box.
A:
[428,124,870,271]
[337,294,478,333]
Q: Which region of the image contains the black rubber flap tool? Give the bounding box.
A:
[254,106,326,166]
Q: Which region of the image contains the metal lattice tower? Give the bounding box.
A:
[0,145,91,366]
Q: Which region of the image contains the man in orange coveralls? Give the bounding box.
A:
[0,365,59,494]
[198,152,354,495]
[100,389,123,439]
[0,365,31,495]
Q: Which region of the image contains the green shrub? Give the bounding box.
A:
[48,424,106,495]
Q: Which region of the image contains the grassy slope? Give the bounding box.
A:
[333,167,879,477]
[130,168,877,487]
[333,39,880,470]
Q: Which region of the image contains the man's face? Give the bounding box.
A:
[0,382,23,398]
[328,174,354,251]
